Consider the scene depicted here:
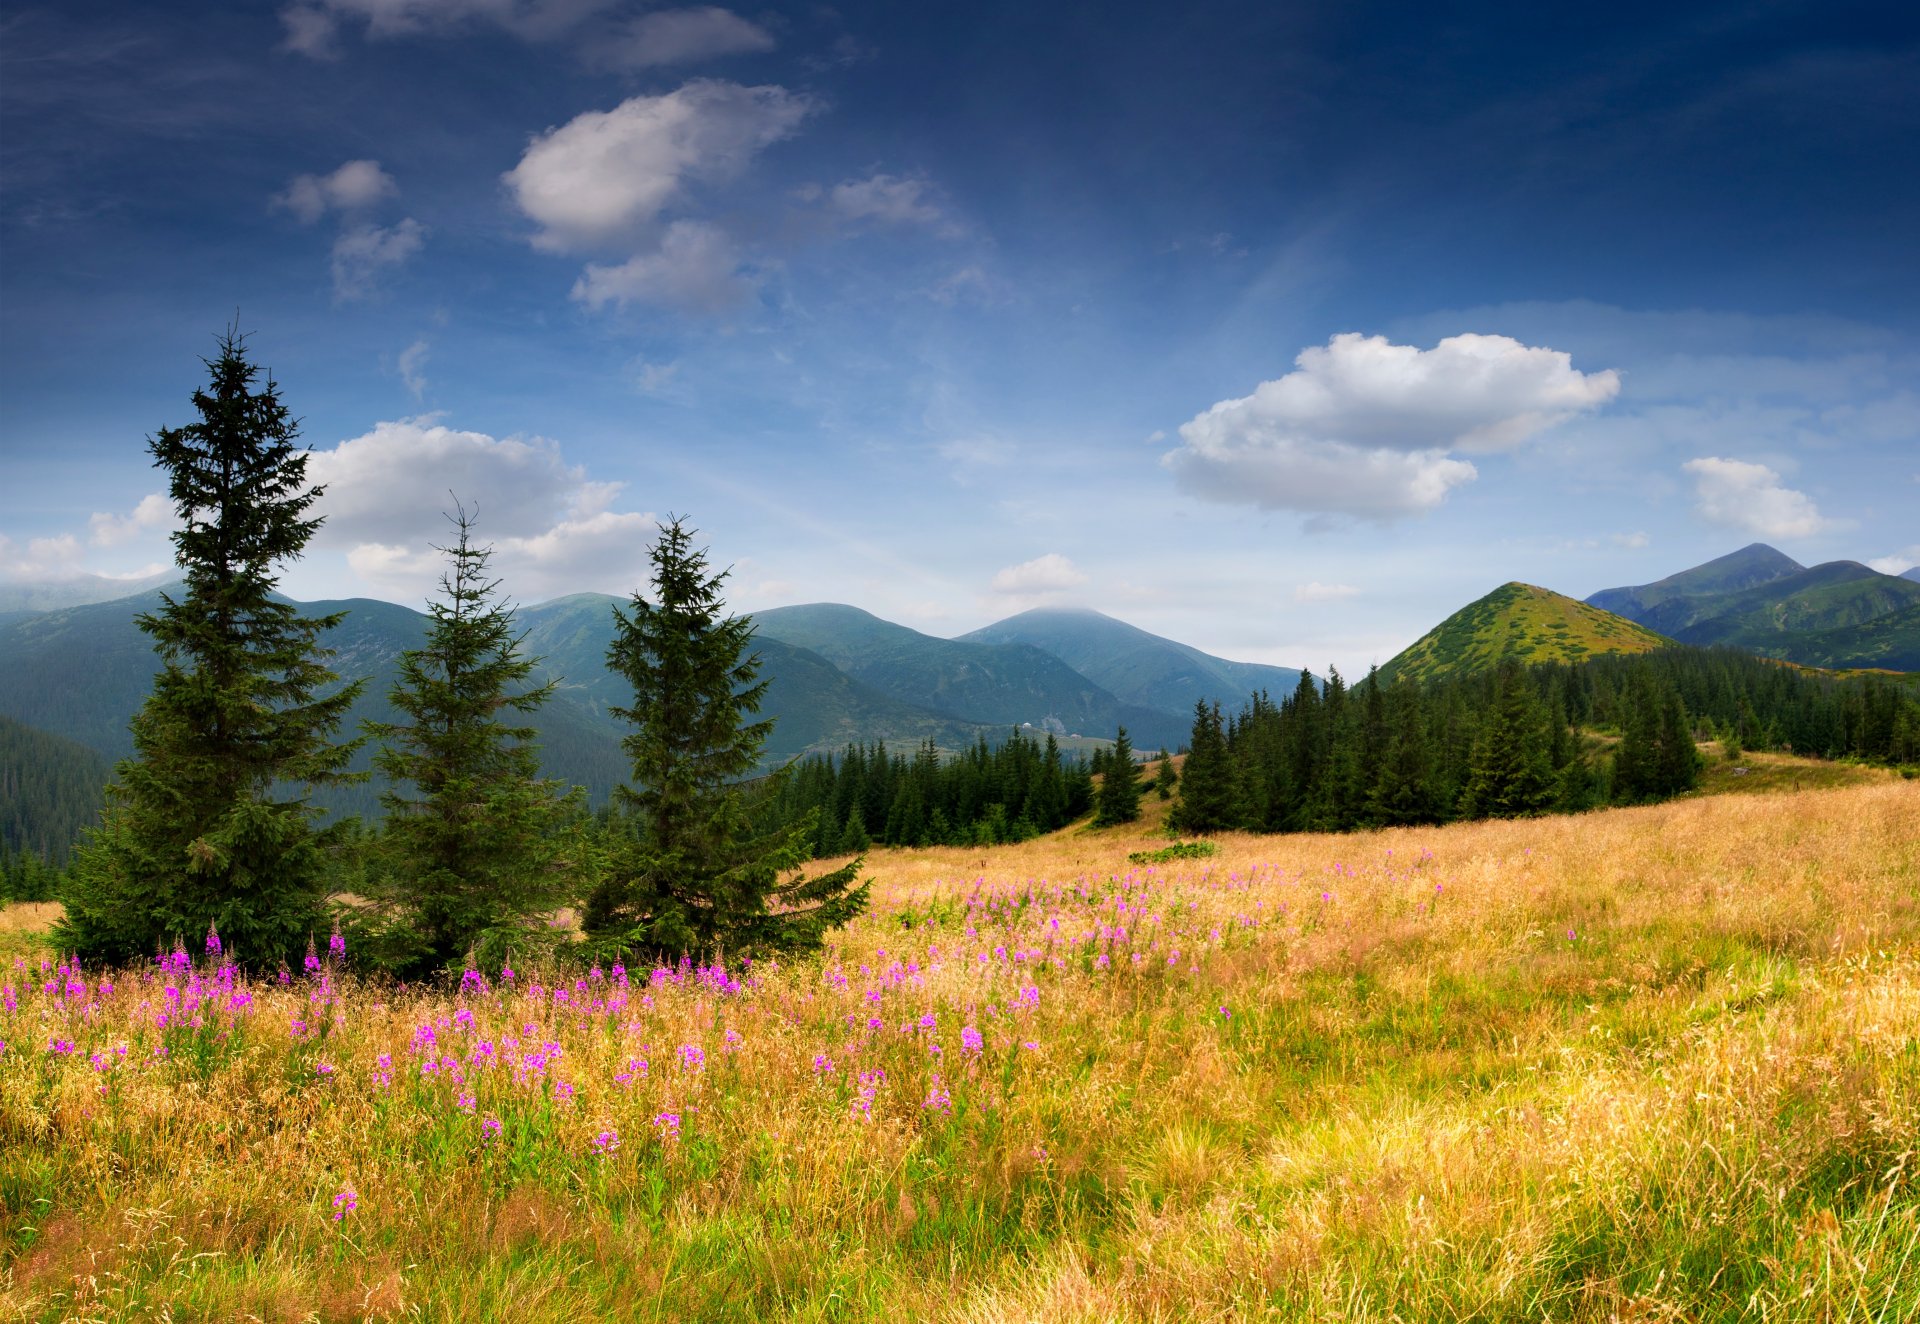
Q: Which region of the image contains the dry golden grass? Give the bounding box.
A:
[3,779,1918,1321]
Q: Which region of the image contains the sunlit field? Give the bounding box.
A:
[5,778,1919,1322]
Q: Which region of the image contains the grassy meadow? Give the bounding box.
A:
[4,774,1919,1321]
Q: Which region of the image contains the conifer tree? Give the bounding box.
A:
[1459,659,1557,818]
[1155,749,1177,801]
[1094,726,1142,827]
[58,330,363,968]
[583,518,867,960]
[1170,700,1237,833]
[366,505,580,974]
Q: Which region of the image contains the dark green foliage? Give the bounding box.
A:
[1094,726,1142,827]
[57,331,363,969]
[1169,700,1237,835]
[583,519,867,961]
[0,714,108,864]
[1168,644,1919,840]
[755,728,1094,854]
[365,507,582,975]
[1459,659,1558,818]
[1128,840,1216,865]
[1155,749,1177,800]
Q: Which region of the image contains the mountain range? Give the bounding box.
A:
[1584,544,1920,672]
[3,540,1914,855]
[0,589,1287,824]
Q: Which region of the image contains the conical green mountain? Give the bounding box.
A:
[1380,583,1670,685]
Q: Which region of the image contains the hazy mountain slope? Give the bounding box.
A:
[1902,568,1920,585]
[0,713,110,863]
[1587,543,1804,625]
[958,606,1304,715]
[754,603,1186,748]
[1381,583,1670,685]
[0,591,1003,827]
[0,571,178,617]
[516,595,989,777]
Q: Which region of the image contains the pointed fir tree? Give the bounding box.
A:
[582,519,867,961]
[1094,725,1142,827]
[1459,659,1557,819]
[58,330,363,968]
[365,504,581,975]
[1155,748,1177,801]
[1170,700,1237,834]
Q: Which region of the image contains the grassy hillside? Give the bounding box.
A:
[958,606,1303,718]
[1380,582,1670,684]
[4,782,1918,1319]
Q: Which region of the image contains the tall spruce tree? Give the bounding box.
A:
[1170,700,1237,833]
[1094,726,1142,827]
[366,505,580,974]
[58,331,362,968]
[583,518,867,960]
[1459,659,1557,818]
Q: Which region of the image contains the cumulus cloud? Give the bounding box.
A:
[305,418,655,599]
[1682,457,1834,540]
[331,219,426,301]
[273,159,397,224]
[829,173,947,229]
[990,553,1088,595]
[1868,548,1919,576]
[503,81,811,253]
[571,219,753,312]
[1293,582,1360,604]
[588,6,774,70]
[0,533,85,582]
[88,493,174,547]
[1165,332,1620,518]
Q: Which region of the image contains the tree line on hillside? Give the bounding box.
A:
[50,331,865,977]
[0,714,108,867]
[1165,648,1920,836]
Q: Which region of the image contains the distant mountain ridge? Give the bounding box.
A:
[1381,583,1670,685]
[957,606,1304,718]
[754,603,1190,750]
[1588,546,1920,670]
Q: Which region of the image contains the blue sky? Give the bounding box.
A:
[2,0,1916,675]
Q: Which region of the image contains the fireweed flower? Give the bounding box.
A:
[328,927,346,962]
[481,1116,503,1142]
[592,1129,619,1155]
[678,1043,705,1072]
[652,1111,681,1140]
[204,923,221,958]
[332,1187,357,1221]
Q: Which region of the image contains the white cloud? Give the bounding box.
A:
[1165,332,1619,518]
[1293,582,1360,604]
[279,0,621,55]
[0,533,85,582]
[829,173,946,229]
[503,81,811,253]
[88,493,173,547]
[305,418,655,599]
[990,553,1087,595]
[589,7,774,70]
[1868,548,1919,575]
[571,219,754,312]
[1682,456,1834,540]
[273,160,397,224]
[331,218,426,301]
[1612,531,1651,549]
[397,339,430,397]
